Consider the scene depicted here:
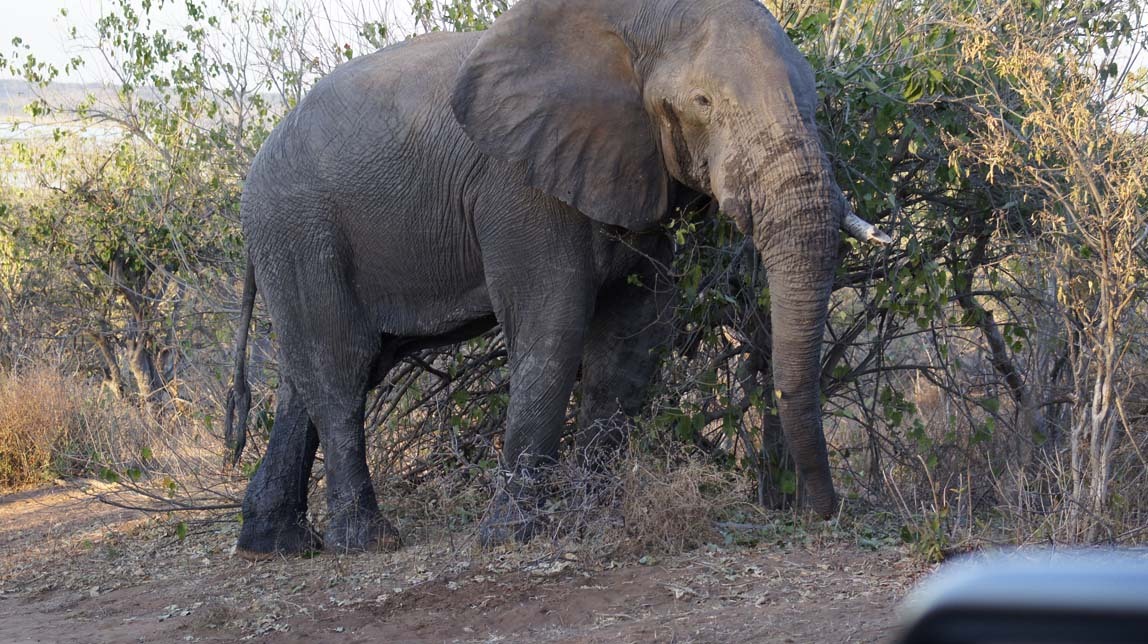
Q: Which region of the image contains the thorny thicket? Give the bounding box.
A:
[0,0,1145,555]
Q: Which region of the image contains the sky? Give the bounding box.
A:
[0,0,419,83]
[1,0,216,82]
[1,1,102,52]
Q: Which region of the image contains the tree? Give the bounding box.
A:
[0,0,278,407]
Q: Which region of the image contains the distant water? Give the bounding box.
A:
[1,121,122,142]
[0,120,125,189]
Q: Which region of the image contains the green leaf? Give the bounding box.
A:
[779,470,797,495]
[902,77,924,102]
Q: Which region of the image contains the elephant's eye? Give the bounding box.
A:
[691,93,712,109]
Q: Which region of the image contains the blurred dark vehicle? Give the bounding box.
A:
[895,550,1148,644]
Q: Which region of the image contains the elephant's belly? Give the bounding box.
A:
[358,272,494,339]
[343,198,493,338]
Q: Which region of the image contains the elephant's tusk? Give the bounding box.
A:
[842,210,892,245]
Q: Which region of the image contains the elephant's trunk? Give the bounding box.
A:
[748,135,841,518]
[763,262,836,516]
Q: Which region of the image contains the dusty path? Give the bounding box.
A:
[0,484,924,642]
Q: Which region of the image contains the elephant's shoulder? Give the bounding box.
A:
[337,32,481,80]
[308,32,480,111]
[387,30,482,54]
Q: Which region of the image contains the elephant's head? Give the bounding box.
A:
[452,0,888,516]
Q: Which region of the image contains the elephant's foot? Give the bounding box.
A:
[324,507,402,554]
[478,488,547,547]
[237,512,323,560]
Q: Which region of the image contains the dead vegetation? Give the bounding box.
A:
[0,481,924,643]
[0,366,87,489]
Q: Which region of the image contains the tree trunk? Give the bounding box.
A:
[91,331,127,399]
[124,308,168,411]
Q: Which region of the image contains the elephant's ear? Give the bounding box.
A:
[451,0,668,230]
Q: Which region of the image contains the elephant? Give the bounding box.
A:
[224,0,889,558]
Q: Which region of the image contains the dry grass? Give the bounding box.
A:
[357,443,755,560]
[0,366,89,489]
[512,447,753,559]
[0,364,226,500]
[616,454,748,555]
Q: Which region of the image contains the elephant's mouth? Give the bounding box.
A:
[720,197,754,235]
[720,197,890,251]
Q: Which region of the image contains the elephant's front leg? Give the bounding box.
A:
[480,305,592,545]
[237,379,323,559]
[577,243,674,463]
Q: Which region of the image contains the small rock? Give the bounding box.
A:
[530,560,573,577]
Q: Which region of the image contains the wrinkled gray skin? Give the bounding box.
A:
[229,0,847,557]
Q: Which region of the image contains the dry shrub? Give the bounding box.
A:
[0,364,208,492]
[358,442,750,558]
[616,454,746,555]
[0,366,91,488]
[371,465,494,545]
[509,446,753,558]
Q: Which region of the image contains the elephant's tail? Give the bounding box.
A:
[224,257,257,466]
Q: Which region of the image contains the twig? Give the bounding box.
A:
[97,493,240,513]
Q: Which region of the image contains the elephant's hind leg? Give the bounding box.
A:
[295,327,401,555]
[307,380,402,555]
[249,232,401,555]
[577,240,674,464]
[237,378,322,559]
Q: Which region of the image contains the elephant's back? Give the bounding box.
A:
[240,30,497,338]
[244,31,481,195]
[241,30,487,244]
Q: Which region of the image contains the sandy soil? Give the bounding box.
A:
[0,483,927,643]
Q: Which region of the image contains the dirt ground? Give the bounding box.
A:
[0,482,928,643]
